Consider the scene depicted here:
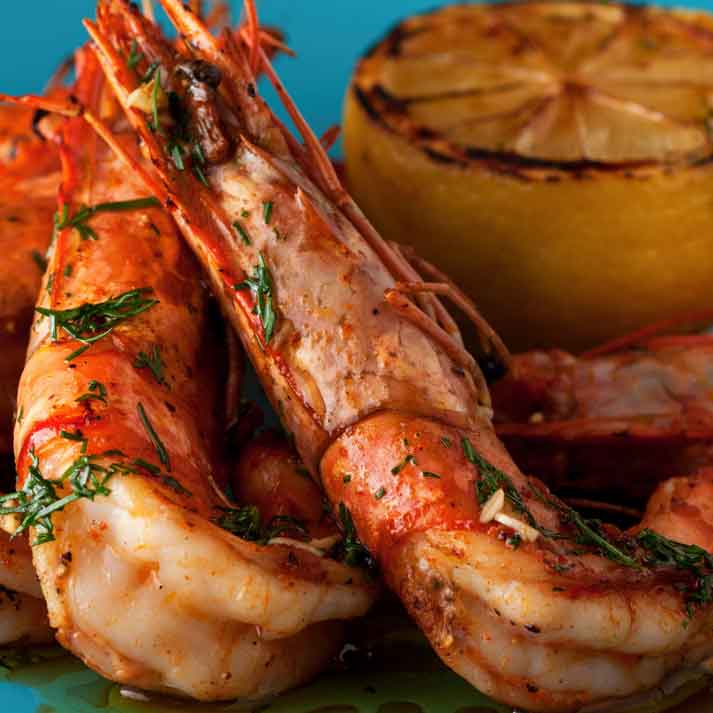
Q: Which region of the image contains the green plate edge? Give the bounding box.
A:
[2,631,713,713]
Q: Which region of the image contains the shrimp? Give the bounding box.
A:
[491,315,713,503]
[87,1,713,710]
[3,45,375,701]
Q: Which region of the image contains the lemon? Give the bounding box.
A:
[344,2,713,351]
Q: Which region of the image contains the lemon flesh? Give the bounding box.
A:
[344,2,713,352]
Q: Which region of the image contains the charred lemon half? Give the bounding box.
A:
[344,2,713,351]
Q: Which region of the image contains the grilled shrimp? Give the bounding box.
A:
[3,46,375,701]
[87,1,713,710]
[492,319,713,503]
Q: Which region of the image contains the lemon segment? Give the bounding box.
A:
[344,2,713,351]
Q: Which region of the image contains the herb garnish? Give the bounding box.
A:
[234,254,277,344]
[59,429,84,441]
[374,487,386,500]
[563,509,638,568]
[391,454,416,475]
[31,250,47,273]
[169,142,185,170]
[76,380,107,405]
[149,70,163,135]
[134,345,166,386]
[130,458,191,496]
[0,450,126,546]
[191,143,209,186]
[262,201,273,224]
[132,457,160,475]
[462,437,537,527]
[337,503,378,575]
[158,475,192,497]
[54,198,160,242]
[0,447,190,547]
[141,62,159,85]
[507,534,522,549]
[217,504,261,541]
[137,402,170,471]
[36,288,158,361]
[127,39,143,71]
[440,436,452,448]
[637,529,713,616]
[193,164,209,186]
[233,220,252,246]
[422,471,441,479]
[60,429,87,453]
[216,506,306,543]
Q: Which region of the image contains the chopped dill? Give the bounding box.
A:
[233,253,277,344]
[137,402,171,471]
[36,288,158,362]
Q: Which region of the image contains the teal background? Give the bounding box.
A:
[3,0,712,140]
[2,0,713,710]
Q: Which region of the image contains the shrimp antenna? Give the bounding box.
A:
[0,93,82,119]
[44,55,75,92]
[206,2,231,31]
[582,307,713,358]
[243,0,260,74]
[141,0,156,21]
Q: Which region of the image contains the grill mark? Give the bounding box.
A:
[401,82,529,105]
[355,83,698,178]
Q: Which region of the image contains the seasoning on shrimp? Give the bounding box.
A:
[133,344,166,385]
[136,402,171,470]
[75,379,107,404]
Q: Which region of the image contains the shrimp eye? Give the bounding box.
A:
[175,60,222,89]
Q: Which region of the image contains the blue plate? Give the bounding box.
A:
[3,1,713,711]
